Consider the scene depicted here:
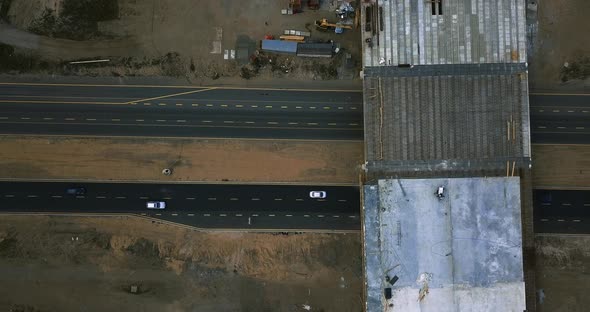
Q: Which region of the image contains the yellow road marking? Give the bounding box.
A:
[530,92,590,96]
[0,100,123,105]
[0,133,364,142]
[0,120,360,131]
[125,87,218,104]
[0,82,361,92]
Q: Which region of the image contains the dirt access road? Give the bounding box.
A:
[3,0,361,81]
[0,216,363,312]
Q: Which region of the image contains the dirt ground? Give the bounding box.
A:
[528,0,590,90]
[1,0,362,81]
[535,234,590,312]
[531,144,590,189]
[0,215,363,312]
[0,136,362,184]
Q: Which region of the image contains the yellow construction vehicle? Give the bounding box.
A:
[314,18,352,32]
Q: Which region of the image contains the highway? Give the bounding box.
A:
[0,182,361,231]
[0,84,587,143]
[530,93,590,144]
[0,83,363,140]
[534,189,590,234]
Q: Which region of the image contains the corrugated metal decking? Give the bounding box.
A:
[362,71,528,163]
[361,0,527,66]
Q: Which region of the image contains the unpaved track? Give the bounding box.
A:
[0,23,142,59]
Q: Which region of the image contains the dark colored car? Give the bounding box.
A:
[66,187,86,195]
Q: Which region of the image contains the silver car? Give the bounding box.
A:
[146,201,166,209]
[309,191,327,199]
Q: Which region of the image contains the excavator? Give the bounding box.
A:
[314,18,352,32]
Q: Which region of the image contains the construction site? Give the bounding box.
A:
[0,0,588,311]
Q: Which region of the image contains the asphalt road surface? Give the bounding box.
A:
[0,83,363,140]
[534,189,590,234]
[0,181,361,231]
[0,83,587,143]
[530,93,590,144]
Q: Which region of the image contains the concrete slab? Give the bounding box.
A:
[363,177,525,312]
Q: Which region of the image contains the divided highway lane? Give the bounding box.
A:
[0,83,363,140]
[0,102,362,139]
[534,189,590,234]
[530,93,590,144]
[0,182,361,230]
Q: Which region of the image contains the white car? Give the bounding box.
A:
[309,191,327,199]
[146,201,166,209]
